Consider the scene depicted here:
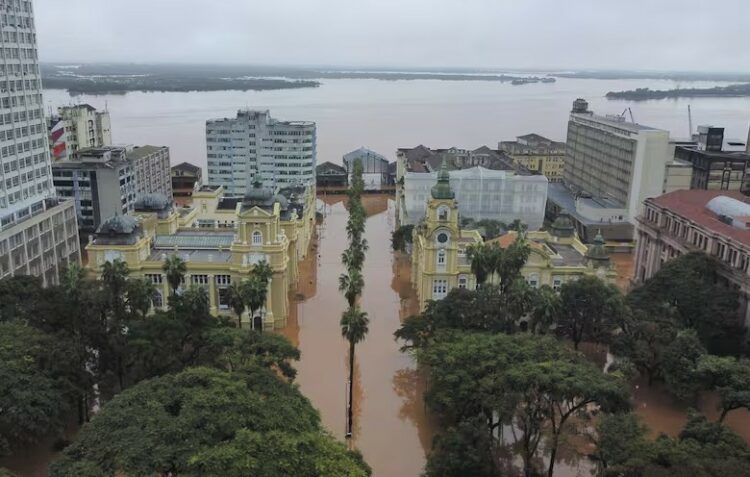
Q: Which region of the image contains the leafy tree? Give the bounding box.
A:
[661,329,707,402]
[424,417,497,477]
[591,413,652,474]
[610,308,680,384]
[496,235,531,295]
[391,224,414,252]
[628,252,741,354]
[475,219,506,240]
[696,355,750,422]
[594,413,750,477]
[0,323,73,455]
[340,306,369,436]
[208,329,300,380]
[188,429,371,477]
[418,332,630,477]
[503,359,631,477]
[242,278,268,328]
[125,277,155,319]
[557,275,623,349]
[0,275,46,321]
[163,254,187,296]
[51,367,370,476]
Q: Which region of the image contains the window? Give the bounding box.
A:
[252,230,263,245]
[432,279,448,299]
[191,274,209,285]
[438,206,449,221]
[437,249,446,268]
[146,273,163,285]
[152,290,163,309]
[458,275,467,289]
[215,274,231,286]
[526,274,539,289]
[552,276,562,291]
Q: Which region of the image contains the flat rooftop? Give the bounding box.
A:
[571,112,660,133]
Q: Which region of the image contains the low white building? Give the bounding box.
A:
[343,147,391,190]
[49,104,112,161]
[401,166,548,229]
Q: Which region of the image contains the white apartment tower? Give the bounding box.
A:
[564,99,671,225]
[206,109,316,195]
[0,0,81,285]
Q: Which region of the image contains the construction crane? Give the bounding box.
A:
[620,108,636,123]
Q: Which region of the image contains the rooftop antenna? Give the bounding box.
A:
[688,105,694,138]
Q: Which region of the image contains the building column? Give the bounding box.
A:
[208,274,217,315]
[263,277,275,330]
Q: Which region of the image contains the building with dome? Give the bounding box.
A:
[635,189,750,327]
[85,184,316,330]
[410,167,615,311]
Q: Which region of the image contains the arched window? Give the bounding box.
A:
[437,249,446,269]
[152,290,163,309]
[438,206,449,221]
[252,230,263,246]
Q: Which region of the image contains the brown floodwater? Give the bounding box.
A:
[281,195,437,476]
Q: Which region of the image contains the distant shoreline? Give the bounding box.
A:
[40,63,555,95]
[606,83,750,101]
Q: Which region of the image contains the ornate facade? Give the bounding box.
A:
[86,183,315,330]
[411,167,616,312]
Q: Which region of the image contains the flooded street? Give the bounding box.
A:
[281,195,436,476]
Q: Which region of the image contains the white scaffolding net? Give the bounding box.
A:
[401,167,548,230]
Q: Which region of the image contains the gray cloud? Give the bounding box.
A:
[34,0,750,71]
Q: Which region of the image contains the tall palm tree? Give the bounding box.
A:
[162,254,187,296]
[339,268,365,308]
[242,278,268,330]
[340,306,369,437]
[226,281,246,328]
[101,259,130,314]
[341,238,369,272]
[467,244,493,286]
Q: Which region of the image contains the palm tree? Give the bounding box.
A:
[101,259,130,314]
[340,306,369,437]
[341,238,369,272]
[242,278,268,331]
[529,285,561,334]
[125,277,155,319]
[339,268,364,308]
[253,260,273,287]
[162,254,187,296]
[226,282,246,328]
[467,244,493,286]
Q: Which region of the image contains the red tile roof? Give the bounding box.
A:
[647,190,750,247]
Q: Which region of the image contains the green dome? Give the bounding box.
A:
[585,230,610,266]
[550,213,575,237]
[431,160,455,200]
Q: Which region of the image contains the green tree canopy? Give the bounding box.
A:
[0,323,74,455]
[628,252,741,354]
[51,367,370,476]
[556,275,624,349]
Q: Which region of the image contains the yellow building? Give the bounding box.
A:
[411,168,616,311]
[86,183,316,330]
[499,134,566,183]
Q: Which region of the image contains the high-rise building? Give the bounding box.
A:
[48,104,112,160]
[206,110,316,195]
[52,147,136,232]
[546,99,671,243]
[0,0,81,285]
[127,145,173,199]
[564,99,671,222]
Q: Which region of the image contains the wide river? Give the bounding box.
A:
[44,78,750,170]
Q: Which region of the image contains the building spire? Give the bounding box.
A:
[431,159,455,199]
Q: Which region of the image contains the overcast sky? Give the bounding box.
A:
[34,0,750,71]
